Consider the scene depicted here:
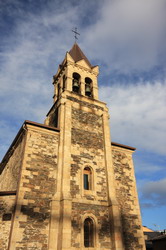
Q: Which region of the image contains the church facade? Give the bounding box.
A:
[0,43,145,250]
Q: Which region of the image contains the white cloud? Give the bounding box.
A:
[1,0,165,77]
[0,2,79,122]
[84,0,166,74]
[99,81,166,155]
[0,1,81,161]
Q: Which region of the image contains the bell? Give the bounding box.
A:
[85,85,91,96]
[73,79,79,88]
[73,79,79,93]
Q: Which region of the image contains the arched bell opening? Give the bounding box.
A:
[72,72,80,93]
[85,77,92,97]
[84,217,94,247]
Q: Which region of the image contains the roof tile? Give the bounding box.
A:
[69,43,92,68]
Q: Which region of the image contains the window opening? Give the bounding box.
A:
[72,72,80,93]
[84,218,94,247]
[85,77,92,97]
[84,167,92,190]
[2,213,12,221]
[63,75,66,91]
[57,83,60,98]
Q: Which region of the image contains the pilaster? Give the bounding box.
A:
[93,86,99,100]
[80,81,85,96]
[55,100,72,249]
[66,76,73,92]
[102,111,124,250]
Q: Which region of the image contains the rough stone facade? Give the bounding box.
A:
[67,96,104,111]
[0,132,26,191]
[70,104,112,248]
[112,147,145,250]
[14,127,59,250]
[0,130,26,250]
[71,203,112,249]
[70,106,107,202]
[0,123,59,250]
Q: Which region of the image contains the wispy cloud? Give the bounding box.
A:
[84,0,166,76]
[99,81,166,155]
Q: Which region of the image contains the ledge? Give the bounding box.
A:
[25,120,60,132]
[0,191,16,196]
[111,141,136,151]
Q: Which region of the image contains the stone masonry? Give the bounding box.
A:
[0,122,59,250]
[112,146,145,250]
[70,103,111,248]
[0,130,26,250]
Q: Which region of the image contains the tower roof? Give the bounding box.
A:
[69,42,92,68]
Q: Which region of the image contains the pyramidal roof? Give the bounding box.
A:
[69,42,92,68]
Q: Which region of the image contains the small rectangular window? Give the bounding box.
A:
[84,174,89,190]
[84,167,92,190]
[2,213,12,221]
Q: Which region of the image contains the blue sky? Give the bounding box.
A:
[0,0,166,231]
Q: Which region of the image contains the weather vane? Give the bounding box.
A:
[72,27,80,42]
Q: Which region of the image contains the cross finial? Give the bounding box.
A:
[72,27,80,42]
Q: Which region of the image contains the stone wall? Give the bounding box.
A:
[67,96,104,111]
[112,147,145,250]
[45,100,59,128]
[0,132,26,191]
[70,102,112,249]
[9,126,59,250]
[71,202,112,249]
[70,107,107,202]
[0,132,26,249]
[0,195,16,249]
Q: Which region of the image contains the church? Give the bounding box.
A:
[0,43,145,250]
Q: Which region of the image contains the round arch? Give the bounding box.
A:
[85,77,92,97]
[72,72,81,93]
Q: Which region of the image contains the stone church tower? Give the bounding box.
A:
[0,43,145,250]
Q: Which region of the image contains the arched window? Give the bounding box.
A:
[83,167,92,190]
[84,218,94,247]
[85,77,92,97]
[72,72,80,93]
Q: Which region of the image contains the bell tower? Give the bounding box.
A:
[52,42,99,102]
[45,42,100,129]
[44,43,126,249]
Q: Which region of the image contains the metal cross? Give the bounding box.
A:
[72,27,80,42]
